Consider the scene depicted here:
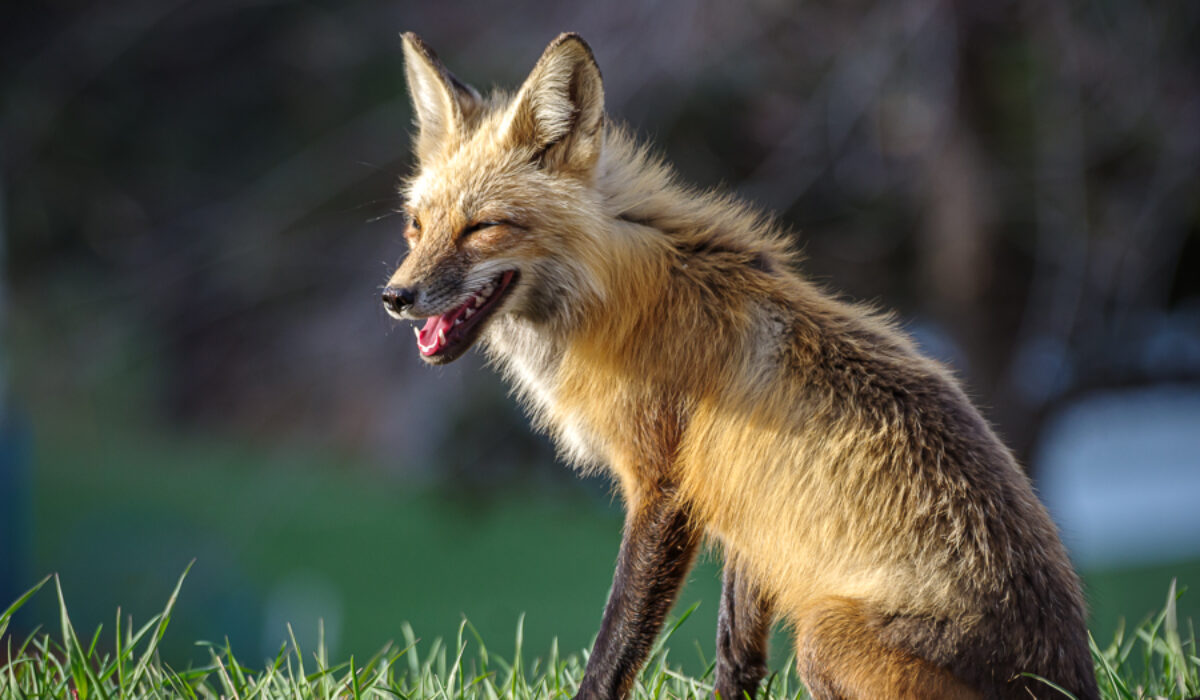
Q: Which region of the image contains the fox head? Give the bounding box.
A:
[382,32,611,364]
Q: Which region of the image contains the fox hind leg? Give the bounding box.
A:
[714,565,772,700]
[795,597,981,700]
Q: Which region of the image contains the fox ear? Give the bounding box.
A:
[402,32,481,162]
[504,33,604,174]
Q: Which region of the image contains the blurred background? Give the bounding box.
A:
[2,0,1199,673]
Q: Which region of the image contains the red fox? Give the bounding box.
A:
[381,32,1099,700]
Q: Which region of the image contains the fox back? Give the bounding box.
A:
[382,33,1098,700]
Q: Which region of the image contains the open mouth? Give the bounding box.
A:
[415,270,518,363]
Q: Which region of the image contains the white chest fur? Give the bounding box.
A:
[484,318,604,469]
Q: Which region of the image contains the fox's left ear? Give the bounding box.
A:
[402,32,482,162]
[504,33,604,174]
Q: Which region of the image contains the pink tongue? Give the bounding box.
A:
[417,313,454,356]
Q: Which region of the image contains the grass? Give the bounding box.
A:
[2,569,1199,699]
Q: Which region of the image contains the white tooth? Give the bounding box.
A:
[413,327,420,339]
[438,329,446,343]
[454,318,462,326]
[464,308,474,319]
[474,296,485,308]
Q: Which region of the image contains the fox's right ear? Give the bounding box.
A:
[401,32,481,162]
[503,33,604,175]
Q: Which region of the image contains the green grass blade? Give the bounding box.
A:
[648,601,699,662]
[1162,578,1190,696]
[212,653,242,700]
[129,560,193,691]
[1020,672,1078,699]
[1090,630,1134,700]
[0,574,50,640]
[286,622,306,681]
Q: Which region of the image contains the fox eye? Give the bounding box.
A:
[463,221,503,237]
[404,214,423,244]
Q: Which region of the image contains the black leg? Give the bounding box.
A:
[575,494,700,700]
[714,565,772,700]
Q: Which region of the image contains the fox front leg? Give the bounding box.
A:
[574,493,701,700]
[714,566,772,700]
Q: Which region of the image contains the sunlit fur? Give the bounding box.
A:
[387,33,1098,700]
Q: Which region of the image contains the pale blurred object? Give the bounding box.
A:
[1039,387,1200,567]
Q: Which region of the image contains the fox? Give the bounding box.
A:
[380,32,1099,700]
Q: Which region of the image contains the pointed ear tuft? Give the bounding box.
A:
[504,33,605,174]
[401,32,482,162]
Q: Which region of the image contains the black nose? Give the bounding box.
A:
[382,286,416,314]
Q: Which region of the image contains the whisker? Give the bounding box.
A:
[367,210,404,224]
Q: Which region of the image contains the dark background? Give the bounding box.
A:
[2,0,1199,671]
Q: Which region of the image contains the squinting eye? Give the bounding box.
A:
[464,221,502,236]
[410,216,422,231]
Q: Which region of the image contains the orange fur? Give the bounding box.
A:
[383,33,1099,700]
[796,597,982,700]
